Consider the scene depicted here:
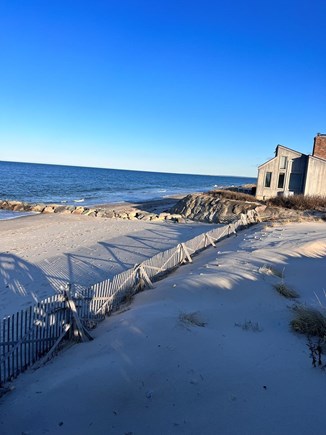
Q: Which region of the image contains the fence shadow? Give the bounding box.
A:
[0,253,53,318]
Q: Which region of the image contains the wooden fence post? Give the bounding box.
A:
[204,233,216,247]
[134,264,154,291]
[180,243,192,263]
[64,284,93,343]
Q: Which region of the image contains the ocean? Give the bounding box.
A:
[0,161,256,217]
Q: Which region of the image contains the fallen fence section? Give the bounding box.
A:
[0,212,257,386]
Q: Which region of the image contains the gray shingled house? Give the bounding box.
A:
[256,134,326,200]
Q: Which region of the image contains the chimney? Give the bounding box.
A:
[312,133,326,160]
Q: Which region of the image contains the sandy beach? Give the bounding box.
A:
[1,218,326,434]
[0,209,219,319]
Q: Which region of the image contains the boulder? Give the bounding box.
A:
[72,207,86,215]
[43,205,55,213]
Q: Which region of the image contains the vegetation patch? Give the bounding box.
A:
[267,195,326,211]
[234,320,262,332]
[273,283,299,299]
[259,264,283,278]
[179,311,207,328]
[291,305,326,338]
[207,189,258,202]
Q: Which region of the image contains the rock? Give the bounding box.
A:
[170,192,261,224]
[104,210,115,219]
[61,209,73,214]
[83,209,98,217]
[117,212,129,219]
[13,203,25,212]
[43,205,55,213]
[31,204,46,213]
[72,207,86,215]
[128,211,138,220]
[96,210,115,218]
[53,205,68,213]
[141,214,155,221]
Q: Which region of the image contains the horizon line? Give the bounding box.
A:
[0,159,257,179]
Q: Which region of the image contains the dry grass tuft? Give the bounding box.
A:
[291,305,326,338]
[235,320,262,332]
[259,264,283,278]
[207,189,257,202]
[179,311,206,328]
[273,283,299,299]
[267,195,326,211]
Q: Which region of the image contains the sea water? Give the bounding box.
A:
[0,161,256,218]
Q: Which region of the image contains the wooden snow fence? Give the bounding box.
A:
[0,214,254,387]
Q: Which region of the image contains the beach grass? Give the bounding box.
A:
[179,311,207,328]
[273,282,299,299]
[291,305,326,338]
[267,194,326,211]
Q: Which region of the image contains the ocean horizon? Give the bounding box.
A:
[0,160,256,209]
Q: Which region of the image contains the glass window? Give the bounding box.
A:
[265,172,272,188]
[278,173,285,188]
[280,156,287,169]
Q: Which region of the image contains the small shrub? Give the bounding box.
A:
[267,195,326,211]
[207,189,257,202]
[291,305,326,338]
[273,283,299,299]
[307,337,323,367]
[234,320,262,332]
[259,264,283,278]
[179,311,206,328]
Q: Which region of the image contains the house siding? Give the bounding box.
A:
[304,156,326,196]
[256,147,307,200]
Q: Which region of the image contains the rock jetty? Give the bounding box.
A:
[0,200,186,223]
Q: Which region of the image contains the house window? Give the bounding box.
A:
[280,156,287,169]
[265,172,272,188]
[278,173,285,188]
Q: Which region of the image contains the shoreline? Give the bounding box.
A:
[0,208,220,319]
[0,195,185,221]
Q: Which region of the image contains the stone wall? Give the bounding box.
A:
[0,200,186,223]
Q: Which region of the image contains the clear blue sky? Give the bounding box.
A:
[0,1,325,177]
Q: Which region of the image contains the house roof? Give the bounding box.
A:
[275,144,306,157]
[258,144,306,169]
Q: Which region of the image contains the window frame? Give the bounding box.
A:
[265,172,272,188]
[280,156,287,169]
[278,173,285,189]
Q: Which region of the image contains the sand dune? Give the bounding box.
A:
[1,221,326,434]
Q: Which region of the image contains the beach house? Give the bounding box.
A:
[256,134,326,200]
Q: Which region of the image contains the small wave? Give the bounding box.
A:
[74,199,85,203]
[158,189,167,192]
[61,200,67,203]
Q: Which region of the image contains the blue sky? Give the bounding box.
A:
[0,1,325,177]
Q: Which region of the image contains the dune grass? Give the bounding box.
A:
[274,283,299,299]
[259,264,283,278]
[207,189,257,202]
[267,195,326,211]
[291,305,326,338]
[179,311,207,328]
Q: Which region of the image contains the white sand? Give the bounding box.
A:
[1,221,326,434]
[0,214,219,318]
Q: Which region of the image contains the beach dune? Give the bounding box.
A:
[1,220,326,434]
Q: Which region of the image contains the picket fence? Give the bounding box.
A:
[0,215,253,386]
